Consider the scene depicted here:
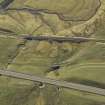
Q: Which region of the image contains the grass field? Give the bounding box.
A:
[11,0,101,21]
[0,0,105,105]
[0,37,21,69]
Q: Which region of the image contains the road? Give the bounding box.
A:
[23,35,105,43]
[0,69,105,96]
[0,0,14,9]
[1,34,105,43]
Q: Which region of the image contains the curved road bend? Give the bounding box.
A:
[0,0,14,9]
[0,69,105,96]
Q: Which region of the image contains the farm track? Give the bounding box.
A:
[0,69,105,96]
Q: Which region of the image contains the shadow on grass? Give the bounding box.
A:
[65,78,105,89]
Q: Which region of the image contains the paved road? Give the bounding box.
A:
[23,35,105,43]
[1,34,105,43]
[0,69,105,96]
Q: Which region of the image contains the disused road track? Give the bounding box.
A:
[0,69,105,96]
[0,34,105,43]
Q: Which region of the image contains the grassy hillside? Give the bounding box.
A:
[0,0,105,105]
